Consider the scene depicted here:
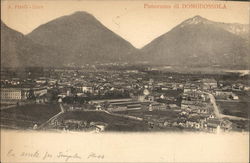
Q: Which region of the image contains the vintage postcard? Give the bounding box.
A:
[1,0,249,162]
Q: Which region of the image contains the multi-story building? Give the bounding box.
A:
[1,87,48,103]
[202,78,218,90]
[1,88,26,101]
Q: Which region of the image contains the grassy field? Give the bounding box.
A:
[217,101,250,118]
[1,103,60,129]
[117,109,179,119]
[233,91,250,102]
[230,119,249,131]
[59,111,150,131]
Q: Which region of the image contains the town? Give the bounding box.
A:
[1,64,249,133]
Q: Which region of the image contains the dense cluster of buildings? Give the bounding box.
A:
[1,66,249,132]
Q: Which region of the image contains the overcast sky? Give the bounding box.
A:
[1,0,249,48]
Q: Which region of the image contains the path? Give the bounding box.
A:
[205,92,248,121]
[37,103,65,129]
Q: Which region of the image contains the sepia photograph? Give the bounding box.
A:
[1,0,249,162]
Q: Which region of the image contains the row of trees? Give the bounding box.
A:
[62,90,130,104]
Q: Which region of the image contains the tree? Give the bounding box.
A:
[27,89,36,100]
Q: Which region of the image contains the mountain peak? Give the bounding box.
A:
[184,15,209,25]
[142,15,249,68]
[192,15,204,19]
[70,11,93,17]
[66,11,99,21]
[26,10,136,66]
[52,11,101,26]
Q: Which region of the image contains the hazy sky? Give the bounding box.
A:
[1,0,249,48]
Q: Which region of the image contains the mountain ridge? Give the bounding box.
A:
[140,15,249,69]
[26,11,137,66]
[1,14,249,69]
[1,21,62,68]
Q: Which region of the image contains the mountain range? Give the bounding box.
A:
[1,21,60,67]
[140,16,249,68]
[1,12,249,69]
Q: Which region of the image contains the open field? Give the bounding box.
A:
[233,91,250,102]
[217,101,250,118]
[229,119,249,131]
[59,111,150,131]
[117,109,180,119]
[1,103,61,129]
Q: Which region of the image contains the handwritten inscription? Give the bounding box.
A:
[20,151,40,158]
[6,149,104,162]
[57,151,81,162]
[7,149,16,157]
[42,151,53,160]
[87,152,105,159]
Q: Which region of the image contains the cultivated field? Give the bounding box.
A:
[1,103,61,129]
[217,101,250,118]
[59,111,150,132]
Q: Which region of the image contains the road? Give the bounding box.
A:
[206,93,221,119]
[37,103,65,129]
[205,92,248,121]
